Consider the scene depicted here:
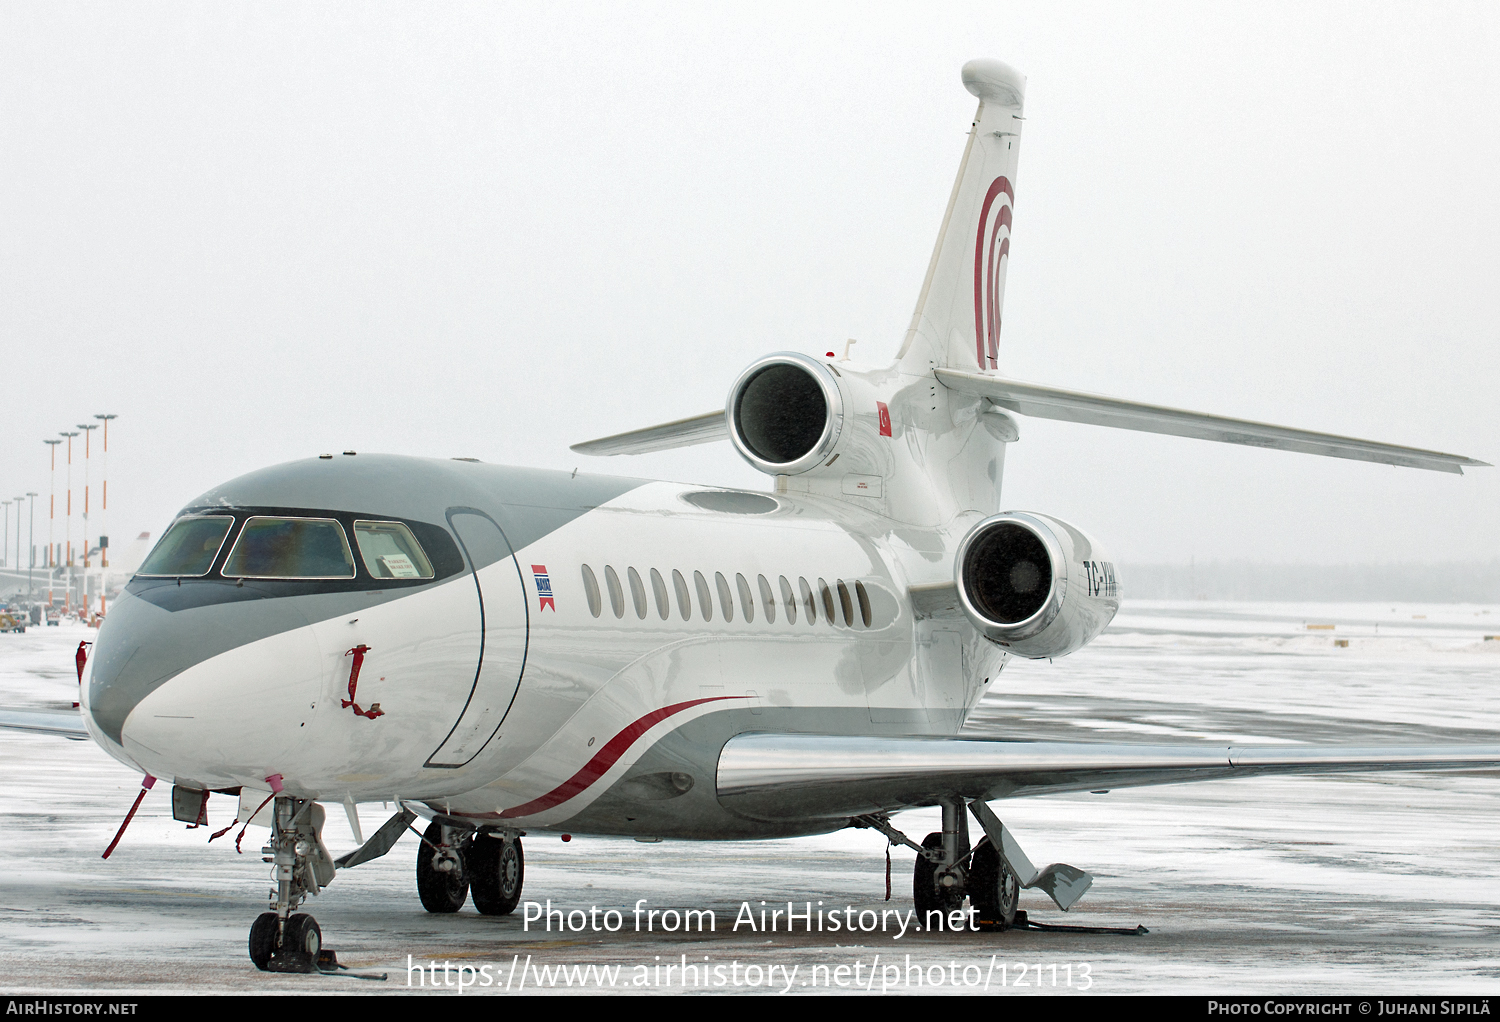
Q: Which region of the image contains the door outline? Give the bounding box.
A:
[425,506,531,768]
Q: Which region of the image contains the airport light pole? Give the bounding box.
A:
[11,497,23,592]
[27,493,37,597]
[60,430,78,610]
[44,439,61,605]
[11,496,22,581]
[2,499,9,572]
[78,423,97,573]
[95,414,116,570]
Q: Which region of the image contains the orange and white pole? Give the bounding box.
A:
[96,414,116,570]
[60,430,77,609]
[44,439,60,604]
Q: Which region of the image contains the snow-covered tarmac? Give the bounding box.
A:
[3,602,1499,995]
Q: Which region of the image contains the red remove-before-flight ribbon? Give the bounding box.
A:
[341,644,383,719]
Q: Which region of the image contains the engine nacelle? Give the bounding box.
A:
[954,511,1119,659]
[726,352,845,476]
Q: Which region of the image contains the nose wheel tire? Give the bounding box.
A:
[416,822,470,913]
[248,912,278,970]
[470,834,524,916]
[969,836,1020,931]
[285,913,322,956]
[248,911,323,970]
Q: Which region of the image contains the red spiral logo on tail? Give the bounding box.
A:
[973,176,1014,370]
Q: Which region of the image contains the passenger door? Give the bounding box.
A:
[425,508,529,768]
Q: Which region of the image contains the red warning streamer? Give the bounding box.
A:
[341,645,383,719]
[102,773,155,859]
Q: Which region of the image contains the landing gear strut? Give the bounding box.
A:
[913,798,972,924]
[249,796,337,971]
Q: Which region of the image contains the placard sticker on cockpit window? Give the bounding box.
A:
[380,553,421,578]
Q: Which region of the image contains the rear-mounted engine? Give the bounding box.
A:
[726,353,844,476]
[954,511,1119,659]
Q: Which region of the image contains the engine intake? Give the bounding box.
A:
[955,511,1119,659]
[727,353,843,476]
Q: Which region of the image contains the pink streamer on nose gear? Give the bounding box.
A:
[341,645,383,719]
[101,774,156,859]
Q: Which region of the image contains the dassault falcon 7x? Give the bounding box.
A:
[11,59,1496,972]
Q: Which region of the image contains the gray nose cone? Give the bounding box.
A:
[89,583,319,745]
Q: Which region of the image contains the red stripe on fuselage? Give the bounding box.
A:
[496,696,746,819]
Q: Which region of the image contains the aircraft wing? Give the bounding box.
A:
[571,410,728,456]
[0,708,90,740]
[935,369,1488,474]
[716,733,1500,821]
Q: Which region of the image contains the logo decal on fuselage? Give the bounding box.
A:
[972,176,1014,370]
[532,564,555,611]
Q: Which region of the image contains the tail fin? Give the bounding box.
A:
[897,59,1025,373]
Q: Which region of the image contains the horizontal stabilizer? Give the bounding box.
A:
[717,734,1500,821]
[571,410,728,457]
[936,369,1488,474]
[0,708,89,740]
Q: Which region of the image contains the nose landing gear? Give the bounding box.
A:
[248,796,339,972]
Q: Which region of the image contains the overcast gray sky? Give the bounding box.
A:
[3,2,1497,568]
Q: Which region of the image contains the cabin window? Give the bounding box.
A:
[736,573,755,623]
[627,566,648,619]
[138,515,234,577]
[604,565,625,619]
[855,580,872,628]
[715,572,735,622]
[673,569,692,621]
[353,521,435,579]
[650,568,670,620]
[758,574,776,624]
[694,570,714,622]
[818,578,837,624]
[222,517,355,579]
[582,565,602,618]
[780,575,797,624]
[836,580,854,627]
[799,577,817,624]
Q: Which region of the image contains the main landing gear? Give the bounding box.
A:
[856,797,1085,934]
[416,822,525,916]
[248,797,338,972]
[909,799,1018,931]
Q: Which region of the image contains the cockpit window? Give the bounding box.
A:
[138,516,235,577]
[221,517,356,579]
[354,520,435,579]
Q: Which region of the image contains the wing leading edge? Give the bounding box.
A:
[716,733,1500,821]
[0,708,90,740]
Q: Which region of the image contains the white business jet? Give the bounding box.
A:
[10,58,1494,972]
